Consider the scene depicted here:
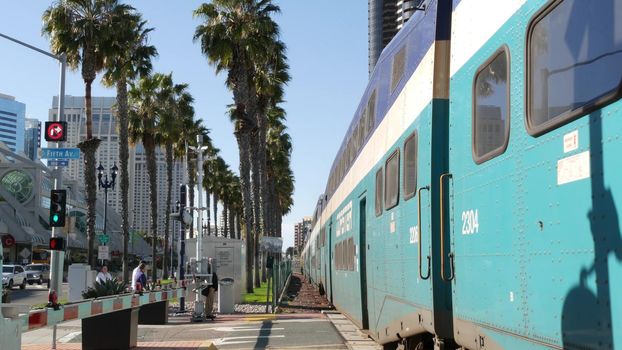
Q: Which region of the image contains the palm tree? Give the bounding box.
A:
[129,73,169,281]
[195,0,275,292]
[266,104,294,238]
[254,44,290,282]
[43,0,133,267]
[102,12,157,283]
[158,74,194,279]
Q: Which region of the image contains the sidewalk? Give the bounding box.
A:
[20,274,372,350]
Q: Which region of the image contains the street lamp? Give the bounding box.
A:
[97,162,118,261]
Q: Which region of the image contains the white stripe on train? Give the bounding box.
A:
[450,0,527,76]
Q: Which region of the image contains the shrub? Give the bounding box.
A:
[82,279,127,299]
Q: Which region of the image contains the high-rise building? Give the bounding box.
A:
[130,143,184,236]
[368,0,420,74]
[24,118,41,161]
[49,95,183,235]
[0,93,25,153]
[294,216,313,251]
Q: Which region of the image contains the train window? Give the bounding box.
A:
[391,46,407,93]
[347,238,354,271]
[473,47,510,163]
[403,131,418,200]
[338,241,344,270]
[385,150,400,209]
[367,90,377,135]
[527,0,622,135]
[335,243,339,270]
[375,168,383,217]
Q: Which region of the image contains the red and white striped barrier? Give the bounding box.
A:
[22,287,185,332]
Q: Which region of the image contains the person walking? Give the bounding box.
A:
[96,265,112,284]
[132,261,147,291]
[202,259,218,318]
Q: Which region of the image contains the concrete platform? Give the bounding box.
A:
[323,311,383,350]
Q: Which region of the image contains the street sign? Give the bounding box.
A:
[19,248,30,259]
[47,159,69,167]
[98,245,109,260]
[260,237,283,253]
[41,148,80,159]
[97,234,110,245]
[44,121,67,142]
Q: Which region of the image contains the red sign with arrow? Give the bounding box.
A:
[45,121,67,142]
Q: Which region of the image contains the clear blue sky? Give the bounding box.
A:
[0,1,368,250]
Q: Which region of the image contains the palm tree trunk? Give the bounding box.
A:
[223,204,228,238]
[250,131,262,288]
[79,78,101,268]
[229,208,235,239]
[116,77,131,283]
[213,193,219,236]
[163,143,174,279]
[236,130,254,293]
[236,214,242,240]
[145,136,158,282]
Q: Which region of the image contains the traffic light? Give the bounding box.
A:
[49,189,66,227]
[49,237,65,251]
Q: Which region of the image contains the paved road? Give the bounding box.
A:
[6,283,69,306]
[22,314,348,350]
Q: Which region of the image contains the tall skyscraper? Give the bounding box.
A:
[294,216,312,251]
[24,118,41,161]
[49,95,183,235]
[368,0,420,74]
[130,143,183,236]
[0,93,26,153]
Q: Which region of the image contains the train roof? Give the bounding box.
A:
[323,3,437,202]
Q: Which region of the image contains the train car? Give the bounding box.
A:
[303,0,622,349]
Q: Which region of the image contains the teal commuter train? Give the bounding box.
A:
[301,0,622,349]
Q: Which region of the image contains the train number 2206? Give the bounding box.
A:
[461,209,479,235]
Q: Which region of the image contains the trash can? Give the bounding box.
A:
[218,277,235,314]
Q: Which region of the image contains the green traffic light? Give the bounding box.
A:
[52,214,59,223]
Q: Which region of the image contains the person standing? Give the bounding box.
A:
[203,259,218,318]
[96,265,112,284]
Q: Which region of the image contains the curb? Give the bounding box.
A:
[323,311,382,350]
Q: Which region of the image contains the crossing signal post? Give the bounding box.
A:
[49,189,67,227]
[179,184,187,312]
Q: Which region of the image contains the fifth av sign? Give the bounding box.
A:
[45,121,67,142]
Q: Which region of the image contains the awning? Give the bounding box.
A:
[22,226,48,246]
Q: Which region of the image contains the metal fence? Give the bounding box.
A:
[271,259,292,311]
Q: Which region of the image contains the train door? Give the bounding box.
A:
[447,4,522,346]
[359,198,369,330]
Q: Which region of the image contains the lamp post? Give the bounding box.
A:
[97,163,118,264]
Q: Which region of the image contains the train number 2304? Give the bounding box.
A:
[461,209,479,235]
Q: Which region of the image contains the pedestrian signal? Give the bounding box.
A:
[49,189,67,227]
[49,237,65,251]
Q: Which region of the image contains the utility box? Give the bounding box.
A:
[186,236,245,303]
[218,277,235,314]
[68,264,96,302]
